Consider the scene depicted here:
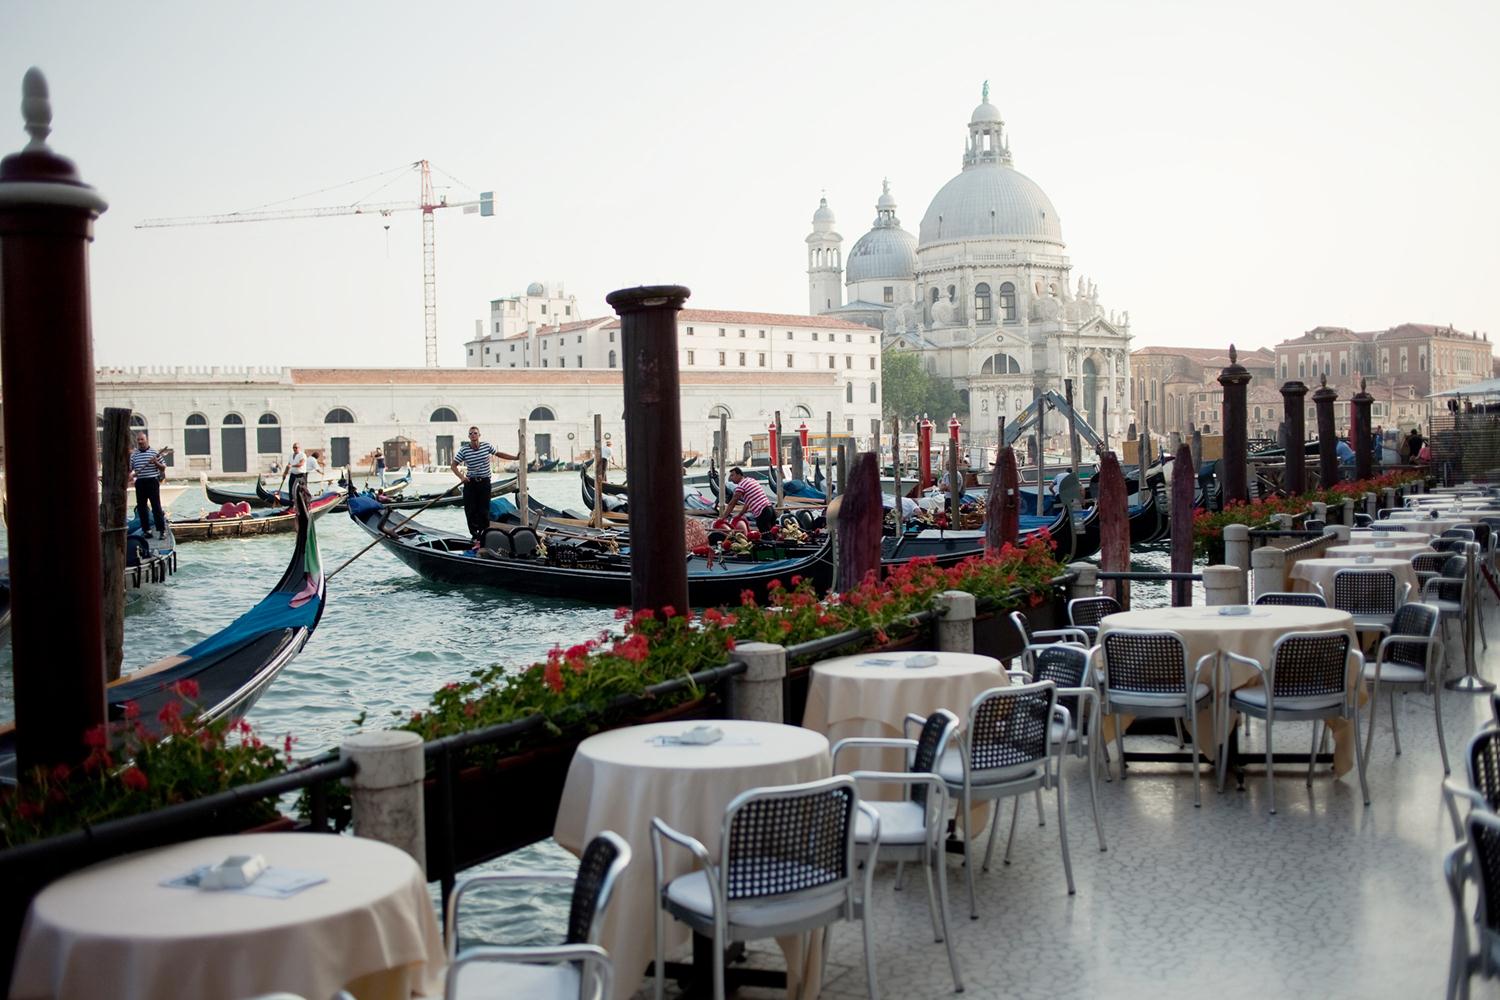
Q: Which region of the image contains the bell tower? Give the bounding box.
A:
[806,194,843,315]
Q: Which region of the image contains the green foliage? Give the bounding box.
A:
[881,351,963,423]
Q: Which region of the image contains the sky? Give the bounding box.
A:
[3,0,1497,369]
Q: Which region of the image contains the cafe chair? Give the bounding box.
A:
[1028,643,1108,852]
[938,680,1075,917]
[1363,603,1448,773]
[833,710,964,992]
[1415,552,1454,591]
[1425,551,1485,651]
[1443,728,1500,842]
[1098,629,1218,807]
[1328,569,1409,636]
[1433,538,1471,555]
[1218,630,1369,815]
[444,831,631,1000]
[1008,610,1090,674]
[650,776,880,1000]
[1443,807,1500,999]
[1066,595,1121,644]
[1255,592,1327,608]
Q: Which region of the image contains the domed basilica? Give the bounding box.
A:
[807,84,1133,442]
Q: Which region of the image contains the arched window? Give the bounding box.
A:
[979,352,1022,375]
[793,404,813,418]
[946,284,956,302]
[929,287,940,304]
[129,413,148,429]
[998,282,1017,323]
[184,413,210,455]
[528,406,555,421]
[870,383,878,404]
[324,407,354,424]
[222,413,243,425]
[973,283,992,323]
[257,413,281,454]
[430,407,458,422]
[846,383,854,403]
[709,404,733,420]
[608,350,617,368]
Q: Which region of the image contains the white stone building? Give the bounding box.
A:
[807,85,1134,445]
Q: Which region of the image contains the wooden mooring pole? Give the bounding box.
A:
[1280,381,1308,496]
[1097,451,1130,608]
[100,407,129,681]
[1218,345,1251,506]
[516,417,529,525]
[1313,374,1340,488]
[1170,443,1194,607]
[837,452,882,592]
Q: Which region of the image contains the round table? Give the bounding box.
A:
[1384,515,1474,535]
[1289,556,1420,601]
[1098,606,1361,774]
[1327,541,1432,559]
[803,651,1005,748]
[554,720,831,1000]
[9,833,444,1000]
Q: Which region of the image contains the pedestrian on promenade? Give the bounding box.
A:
[451,426,518,545]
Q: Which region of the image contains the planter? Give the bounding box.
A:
[424,695,715,874]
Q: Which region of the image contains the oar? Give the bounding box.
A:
[327,482,464,580]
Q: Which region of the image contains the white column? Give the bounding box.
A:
[1068,562,1098,600]
[1251,545,1287,600]
[936,590,976,653]
[732,642,786,724]
[1202,565,1247,606]
[1223,524,1252,575]
[342,731,427,873]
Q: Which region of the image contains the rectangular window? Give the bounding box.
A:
[759,329,766,338]
[559,357,566,368]
[718,328,726,337]
[787,331,794,340]
[542,359,548,367]
[541,304,548,315]
[718,351,726,366]
[577,356,583,367]
[542,340,548,350]
[739,329,746,338]
[813,332,819,341]
[609,331,615,342]
[687,350,694,364]
[786,354,794,368]
[566,305,572,316]
[686,327,694,336]
[869,336,876,344]
[759,353,766,367]
[847,418,855,432]
[509,344,515,352]
[738,352,746,366]
[846,334,853,342]
[828,357,836,369]
[494,322,500,332]
[845,356,853,368]
[869,357,876,369]
[883,286,893,303]
[576,335,582,344]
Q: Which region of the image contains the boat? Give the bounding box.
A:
[527,457,561,473]
[881,506,1073,569]
[0,491,325,779]
[580,465,630,513]
[171,491,342,542]
[202,469,408,509]
[347,488,835,606]
[352,476,517,512]
[123,522,177,596]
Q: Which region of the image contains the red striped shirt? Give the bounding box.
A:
[734,476,772,515]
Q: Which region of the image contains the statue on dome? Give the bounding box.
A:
[982,80,990,103]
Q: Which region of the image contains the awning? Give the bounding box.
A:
[1427,376,1500,398]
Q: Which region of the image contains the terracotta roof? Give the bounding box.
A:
[483,317,612,343]
[677,308,878,331]
[287,368,837,387]
[1131,345,1275,364]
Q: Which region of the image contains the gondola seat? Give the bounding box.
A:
[483,524,541,559]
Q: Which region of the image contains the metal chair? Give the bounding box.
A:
[1097,629,1217,806]
[1255,592,1327,608]
[1415,552,1453,591]
[937,680,1074,918]
[650,776,879,1000]
[1329,568,1409,636]
[1444,807,1500,998]
[1066,595,1121,643]
[1425,551,1485,651]
[1218,630,1369,814]
[1027,643,1107,852]
[1434,538,1472,555]
[1443,729,1500,841]
[445,831,630,1000]
[1363,603,1448,774]
[833,711,963,992]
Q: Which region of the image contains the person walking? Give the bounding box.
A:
[280,442,307,496]
[128,431,168,538]
[726,466,777,533]
[452,426,518,545]
[1405,427,1425,466]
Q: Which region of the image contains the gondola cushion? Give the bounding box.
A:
[348,493,382,516]
[483,524,540,559]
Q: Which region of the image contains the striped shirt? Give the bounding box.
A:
[455,442,498,479]
[129,448,162,481]
[733,476,772,515]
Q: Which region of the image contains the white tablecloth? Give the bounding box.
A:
[804,651,1005,748]
[1289,557,1420,603]
[554,720,831,1000]
[10,833,444,1000]
[1327,541,1432,559]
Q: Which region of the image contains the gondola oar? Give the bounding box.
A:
[327,477,463,580]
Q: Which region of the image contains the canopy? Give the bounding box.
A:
[1427,376,1500,398]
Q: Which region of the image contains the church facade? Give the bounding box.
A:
[807,86,1134,447]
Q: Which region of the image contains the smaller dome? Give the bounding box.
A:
[526,281,546,297]
[970,100,1002,124]
[846,226,917,284]
[876,178,896,211]
[812,197,835,225]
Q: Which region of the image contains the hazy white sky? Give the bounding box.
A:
[3,1,1496,368]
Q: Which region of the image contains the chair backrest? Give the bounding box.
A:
[966,680,1056,771]
[566,831,632,945]
[1100,629,1190,695]
[1028,644,1091,734]
[1432,538,1468,554]
[1442,553,1469,578]
[1331,569,1398,616]
[1411,552,1449,575]
[1466,810,1500,939]
[1385,602,1440,670]
[1008,609,1035,645]
[722,776,855,902]
[1442,527,1477,541]
[910,709,959,807]
[1469,729,1500,811]
[1269,630,1351,698]
[1255,591,1327,608]
[1068,595,1120,630]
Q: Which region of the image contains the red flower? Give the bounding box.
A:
[83,724,107,749]
[724,635,736,651]
[121,767,149,792]
[158,700,184,727]
[283,733,296,757]
[17,801,43,822]
[614,606,630,620]
[174,679,200,700]
[543,661,565,693]
[702,608,724,624]
[123,701,141,721]
[50,763,72,784]
[660,605,677,619]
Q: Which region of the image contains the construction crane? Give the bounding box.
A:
[137,160,494,368]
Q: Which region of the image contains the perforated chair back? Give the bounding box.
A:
[1385,603,1441,672]
[1442,528,1477,543]
[1469,729,1500,812]
[1371,522,1410,531]
[1067,596,1120,631]
[1432,538,1469,554]
[1467,810,1500,940]
[566,831,632,945]
[910,710,959,807]
[1331,569,1399,617]
[1255,592,1327,608]
[1028,644,1091,736]
[1412,552,1450,576]
[1100,629,1191,696]
[722,776,855,902]
[966,681,1056,771]
[1268,630,1350,699]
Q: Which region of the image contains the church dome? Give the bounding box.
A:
[918,166,1062,247]
[811,196,836,227]
[526,281,546,296]
[846,180,916,283]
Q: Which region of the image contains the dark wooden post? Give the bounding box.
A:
[984,445,1006,551]
[918,416,932,491]
[1351,377,1374,481]
[789,437,804,483]
[1064,377,1082,477]
[836,452,882,592]
[999,447,1021,546]
[606,284,690,614]
[1097,451,1130,608]
[1279,380,1308,495]
[1170,443,1194,607]
[1217,344,1251,506]
[0,69,109,773]
[100,407,130,681]
[1312,374,1340,488]
[891,415,902,514]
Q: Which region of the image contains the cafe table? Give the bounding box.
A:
[554,719,830,1000]
[9,832,444,1000]
[1098,605,1361,775]
[1326,541,1433,559]
[1383,515,1473,535]
[1289,557,1419,602]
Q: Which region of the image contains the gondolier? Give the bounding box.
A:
[452,426,518,545]
[374,452,388,487]
[281,443,307,495]
[128,431,168,539]
[726,466,777,533]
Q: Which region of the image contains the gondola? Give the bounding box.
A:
[580,465,630,513]
[0,491,325,780]
[527,457,561,473]
[123,522,178,597]
[348,488,835,605]
[352,476,517,512]
[882,506,1073,569]
[200,469,409,509]
[171,491,342,542]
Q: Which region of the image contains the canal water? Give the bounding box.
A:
[0,470,1185,945]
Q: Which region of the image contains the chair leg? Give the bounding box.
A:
[1190,707,1202,808]
[893,861,905,891]
[981,800,1003,872]
[1306,721,1320,788]
[1056,770,1076,895]
[920,854,942,943]
[654,896,666,1000]
[933,844,964,992]
[861,904,880,1000]
[1353,700,1371,806]
[713,926,726,1000]
[1115,723,1127,781]
[1034,787,1046,827]
[962,793,978,920]
[1479,600,1489,650]
[1174,717,1185,748]
[1085,740,1107,851]
[1435,680,1452,775]
[1363,678,1381,767]
[1391,688,1403,756]
[1263,711,1276,815]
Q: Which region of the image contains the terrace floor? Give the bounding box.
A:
[643,616,1499,1000]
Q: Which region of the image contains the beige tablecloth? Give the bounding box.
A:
[1289,557,1419,604]
[9,833,444,1000]
[1326,541,1432,560]
[1383,515,1473,535]
[1098,606,1361,775]
[554,720,831,1000]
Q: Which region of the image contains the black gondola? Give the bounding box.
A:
[348,488,834,606]
[882,507,1073,569]
[580,465,630,513]
[202,469,409,509]
[352,476,516,512]
[0,490,325,780]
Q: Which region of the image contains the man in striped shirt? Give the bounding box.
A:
[128,431,168,538]
[451,425,518,544]
[726,467,777,533]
